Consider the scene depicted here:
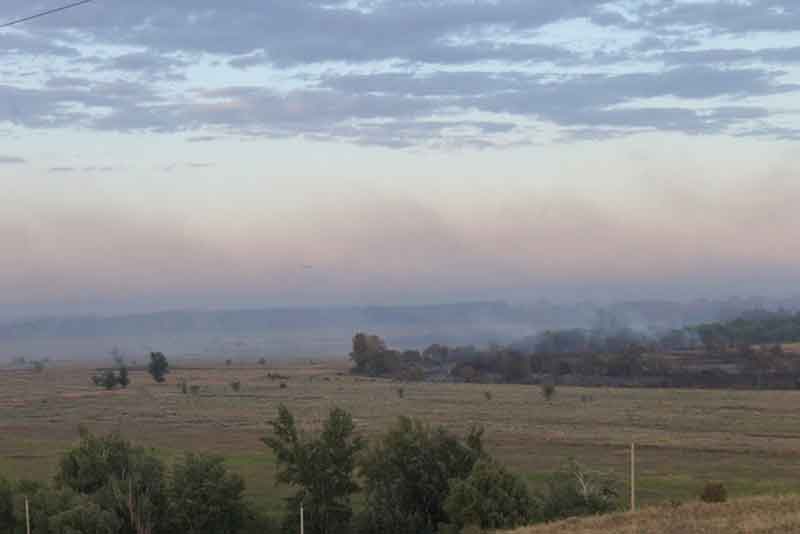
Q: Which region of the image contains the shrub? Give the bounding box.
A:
[445,458,535,531]
[700,482,727,503]
[178,378,188,394]
[0,477,13,533]
[230,379,242,392]
[397,387,405,399]
[484,391,492,401]
[189,385,201,395]
[147,352,170,383]
[538,460,620,522]
[117,365,130,388]
[92,369,119,390]
[541,382,556,402]
[357,417,484,534]
[279,382,287,389]
[258,358,267,365]
[169,453,246,534]
[226,359,233,367]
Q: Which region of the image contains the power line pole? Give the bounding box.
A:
[300,502,304,534]
[630,442,636,512]
[25,497,31,534]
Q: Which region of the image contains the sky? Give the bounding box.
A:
[1,0,800,320]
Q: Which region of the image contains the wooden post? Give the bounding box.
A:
[300,503,304,534]
[630,443,636,512]
[25,497,31,534]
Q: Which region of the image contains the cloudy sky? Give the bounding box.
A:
[1,0,799,319]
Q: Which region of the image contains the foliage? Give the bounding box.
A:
[357,417,484,534]
[92,369,120,390]
[13,481,121,534]
[117,365,130,388]
[700,482,727,503]
[262,405,365,534]
[147,352,170,383]
[168,453,246,534]
[56,427,168,534]
[0,477,13,533]
[541,382,556,402]
[444,458,535,531]
[230,379,242,392]
[538,460,620,522]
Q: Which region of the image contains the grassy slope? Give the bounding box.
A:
[3,361,800,517]
[508,495,800,534]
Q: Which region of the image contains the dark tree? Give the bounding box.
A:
[147,352,170,383]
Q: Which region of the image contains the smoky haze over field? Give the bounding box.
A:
[2,1,800,324]
[3,297,800,361]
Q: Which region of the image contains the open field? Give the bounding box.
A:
[508,495,800,534]
[2,360,800,517]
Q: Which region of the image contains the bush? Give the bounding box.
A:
[444,458,535,531]
[538,460,620,522]
[0,477,13,533]
[178,378,188,394]
[230,379,242,392]
[357,417,484,534]
[397,387,405,399]
[258,358,267,365]
[117,365,130,388]
[190,385,201,395]
[92,369,119,390]
[700,482,727,503]
[279,382,287,389]
[226,359,233,367]
[484,391,492,401]
[541,382,556,402]
[169,453,246,534]
[147,352,170,383]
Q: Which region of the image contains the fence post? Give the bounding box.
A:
[300,502,304,534]
[630,443,636,512]
[26,496,31,534]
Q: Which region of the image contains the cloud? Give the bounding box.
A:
[1,0,800,147]
[48,167,76,173]
[0,155,26,164]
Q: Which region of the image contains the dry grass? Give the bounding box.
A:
[2,359,800,515]
[507,495,800,534]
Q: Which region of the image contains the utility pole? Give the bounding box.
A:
[25,497,31,534]
[300,502,304,534]
[630,443,636,512]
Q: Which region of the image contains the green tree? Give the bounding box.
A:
[262,405,364,534]
[14,480,120,534]
[357,417,483,534]
[168,453,246,534]
[56,428,167,534]
[444,458,535,531]
[147,352,170,383]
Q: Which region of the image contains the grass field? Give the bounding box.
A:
[2,360,800,518]
[507,495,800,533]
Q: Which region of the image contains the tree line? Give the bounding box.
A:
[0,407,620,534]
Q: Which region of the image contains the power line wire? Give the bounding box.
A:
[0,0,95,29]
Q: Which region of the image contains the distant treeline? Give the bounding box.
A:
[349,310,800,388]
[692,310,800,349]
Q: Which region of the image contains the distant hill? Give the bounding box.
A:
[2,297,800,360]
[505,495,800,534]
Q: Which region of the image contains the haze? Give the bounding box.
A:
[2,0,800,321]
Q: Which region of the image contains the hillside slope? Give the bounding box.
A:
[507,495,800,534]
